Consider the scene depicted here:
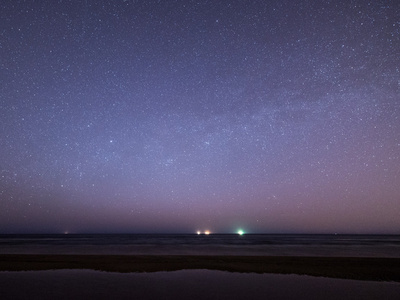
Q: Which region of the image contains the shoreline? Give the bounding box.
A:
[1,254,399,282]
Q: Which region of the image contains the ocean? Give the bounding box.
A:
[1,234,399,257]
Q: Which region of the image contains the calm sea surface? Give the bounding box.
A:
[0,234,399,257]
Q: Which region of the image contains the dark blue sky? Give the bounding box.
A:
[1,0,399,234]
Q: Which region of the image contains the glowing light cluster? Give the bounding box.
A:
[196,230,211,235]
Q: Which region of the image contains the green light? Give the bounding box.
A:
[237,230,244,235]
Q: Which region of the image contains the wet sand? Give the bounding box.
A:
[1,269,400,300]
[1,254,399,282]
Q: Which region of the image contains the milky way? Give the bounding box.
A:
[1,0,399,233]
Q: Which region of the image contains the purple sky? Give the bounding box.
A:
[1,0,399,234]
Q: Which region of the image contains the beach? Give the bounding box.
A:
[1,235,400,299]
[1,256,400,300]
[1,254,399,282]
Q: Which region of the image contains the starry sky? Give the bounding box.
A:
[1,0,399,234]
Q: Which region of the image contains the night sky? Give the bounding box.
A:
[1,0,399,234]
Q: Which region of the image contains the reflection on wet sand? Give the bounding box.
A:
[1,269,400,300]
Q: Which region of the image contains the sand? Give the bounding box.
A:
[0,254,399,282]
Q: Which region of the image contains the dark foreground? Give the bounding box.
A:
[1,254,399,282]
[2,269,400,300]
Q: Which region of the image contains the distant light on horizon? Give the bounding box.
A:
[237,230,244,236]
[196,230,211,235]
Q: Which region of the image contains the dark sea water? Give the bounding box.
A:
[1,234,399,257]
